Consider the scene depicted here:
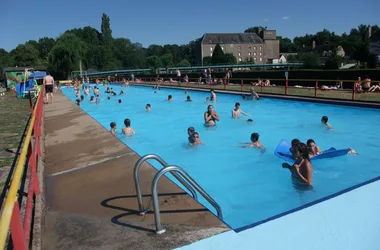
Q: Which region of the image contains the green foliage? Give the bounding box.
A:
[48,33,87,77]
[211,44,225,64]
[160,53,174,67]
[224,53,237,64]
[203,56,212,66]
[101,13,112,45]
[146,56,162,69]
[0,49,14,68]
[11,44,40,67]
[324,51,344,69]
[297,53,321,69]
[178,59,191,67]
[244,26,266,35]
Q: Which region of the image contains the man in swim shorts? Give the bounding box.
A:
[43,72,55,104]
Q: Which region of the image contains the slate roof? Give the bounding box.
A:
[201,33,264,44]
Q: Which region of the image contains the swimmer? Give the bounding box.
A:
[107,96,111,100]
[105,87,111,93]
[122,118,136,136]
[90,96,95,103]
[289,139,301,156]
[120,90,125,95]
[75,99,80,106]
[185,89,188,94]
[146,104,151,111]
[187,127,195,143]
[242,95,247,100]
[204,105,220,127]
[189,132,203,145]
[118,99,122,104]
[232,102,250,118]
[282,143,313,186]
[278,138,300,158]
[206,97,210,102]
[306,139,321,157]
[247,119,254,122]
[348,148,359,155]
[321,116,332,129]
[166,95,173,101]
[250,86,260,100]
[239,132,265,153]
[80,95,84,102]
[110,122,117,135]
[186,96,192,102]
[210,89,217,102]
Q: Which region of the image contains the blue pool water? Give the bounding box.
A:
[62,85,380,230]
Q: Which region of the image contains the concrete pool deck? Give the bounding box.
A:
[177,179,380,250]
[42,92,228,250]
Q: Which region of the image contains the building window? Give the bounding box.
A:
[259,46,262,50]
[221,46,224,50]
[239,57,242,62]
[249,46,251,50]
[260,57,263,62]
[259,52,262,56]
[210,52,213,56]
[254,52,257,56]
[248,52,251,56]
[238,52,241,56]
[254,58,257,62]
[254,46,256,50]
[210,47,213,51]
[238,46,241,50]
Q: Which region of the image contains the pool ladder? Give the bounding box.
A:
[134,154,223,234]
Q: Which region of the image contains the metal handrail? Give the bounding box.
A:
[151,165,223,234]
[133,154,198,214]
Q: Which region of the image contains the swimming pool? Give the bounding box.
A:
[62,85,380,230]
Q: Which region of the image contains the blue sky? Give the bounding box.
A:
[0,0,378,52]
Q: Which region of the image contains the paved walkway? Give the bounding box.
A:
[42,92,227,250]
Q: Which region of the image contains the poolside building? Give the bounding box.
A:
[199,30,280,65]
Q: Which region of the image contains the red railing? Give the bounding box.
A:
[124,77,380,102]
[0,86,44,249]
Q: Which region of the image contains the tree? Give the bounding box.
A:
[324,50,344,69]
[212,44,225,64]
[224,53,237,64]
[244,26,266,35]
[112,38,134,67]
[244,57,255,64]
[0,49,14,68]
[11,44,39,67]
[297,53,320,69]
[178,59,191,67]
[277,36,296,53]
[38,37,55,60]
[203,56,212,65]
[160,53,174,67]
[101,13,112,44]
[147,45,164,57]
[48,33,87,78]
[146,56,162,69]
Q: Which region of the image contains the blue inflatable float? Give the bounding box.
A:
[274,139,351,163]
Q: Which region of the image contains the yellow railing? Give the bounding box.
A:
[0,91,43,249]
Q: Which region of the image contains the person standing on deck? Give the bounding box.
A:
[43,72,55,104]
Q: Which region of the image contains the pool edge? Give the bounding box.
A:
[127,83,380,109]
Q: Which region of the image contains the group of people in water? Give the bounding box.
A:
[71,83,360,187]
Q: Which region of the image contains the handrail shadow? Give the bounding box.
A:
[100,192,209,233]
